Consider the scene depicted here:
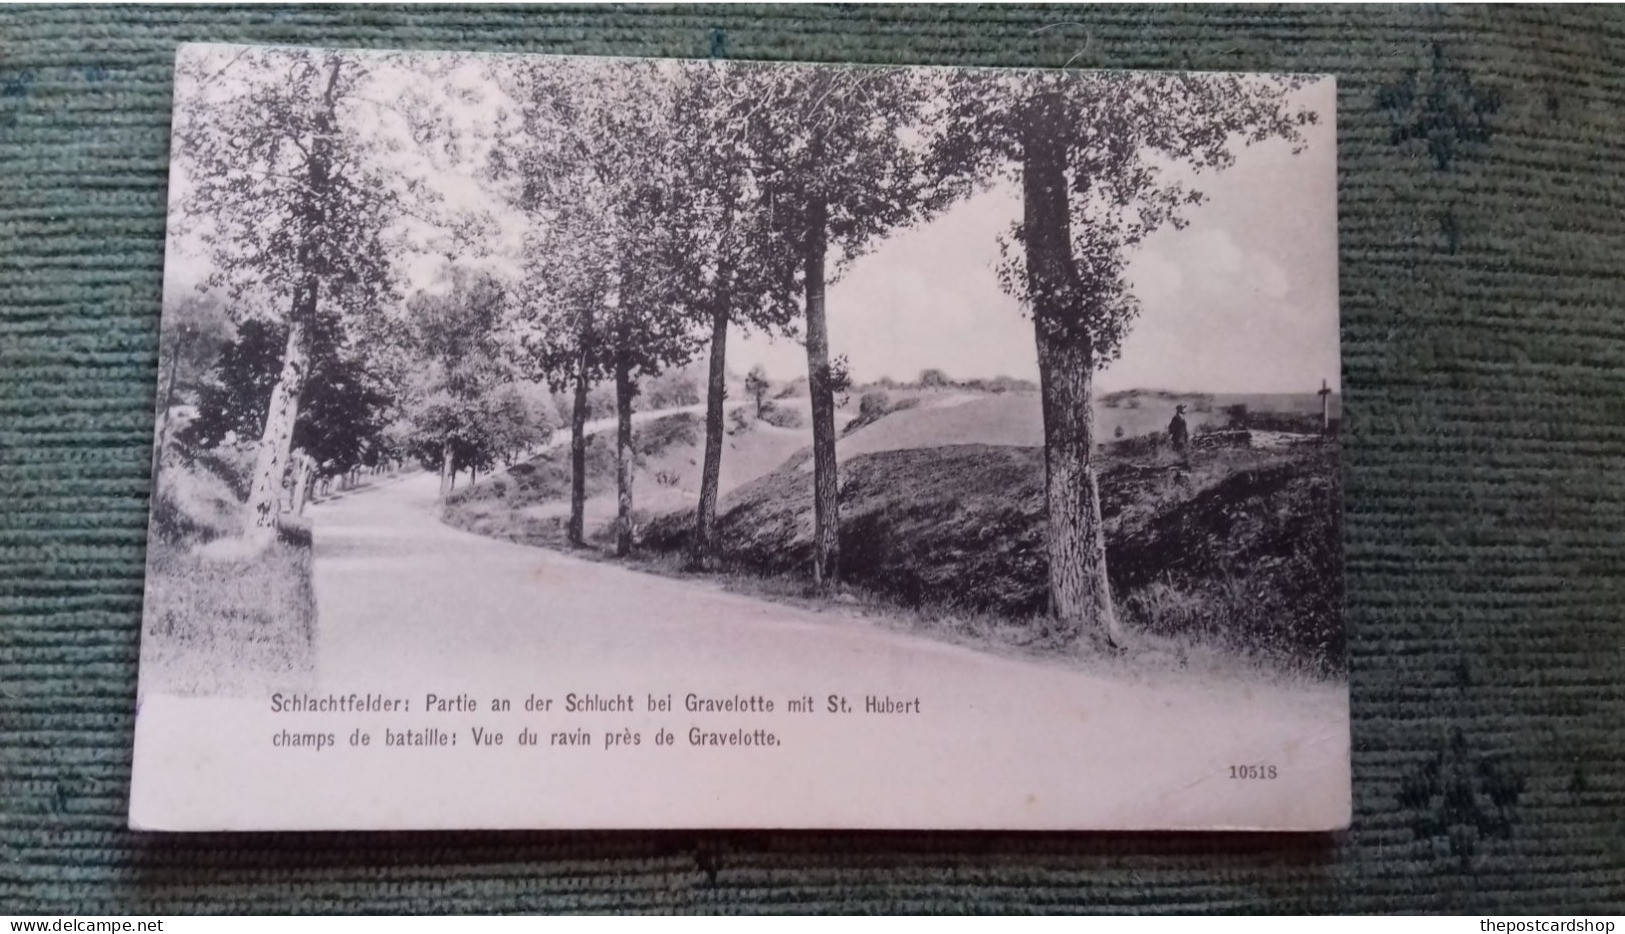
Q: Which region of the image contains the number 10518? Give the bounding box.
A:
[1229,764,1278,780]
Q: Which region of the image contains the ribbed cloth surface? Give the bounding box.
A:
[2,4,1622,914]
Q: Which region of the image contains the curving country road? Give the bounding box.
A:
[280,468,1352,830]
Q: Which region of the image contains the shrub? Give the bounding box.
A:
[843,390,893,434]
[642,369,701,411]
[1241,411,1322,434]
[986,375,1036,394]
[448,473,514,505]
[859,390,891,417]
[760,402,804,429]
[744,365,771,415]
[585,384,617,420]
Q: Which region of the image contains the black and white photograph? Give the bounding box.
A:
[132,43,1346,831]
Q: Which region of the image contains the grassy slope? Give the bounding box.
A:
[641,439,1344,676]
[141,533,317,696]
[444,410,816,547]
[140,444,318,696]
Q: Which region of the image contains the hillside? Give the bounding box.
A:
[641,438,1343,676]
[444,408,821,546]
[454,388,1320,523]
[444,388,1343,675]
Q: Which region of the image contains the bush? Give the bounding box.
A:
[986,375,1036,394]
[1105,431,1165,459]
[642,369,701,411]
[1241,411,1323,434]
[859,390,891,417]
[449,472,515,505]
[152,463,243,545]
[843,390,893,434]
[760,402,804,429]
[586,384,618,420]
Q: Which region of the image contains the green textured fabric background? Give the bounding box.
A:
[2,3,1623,915]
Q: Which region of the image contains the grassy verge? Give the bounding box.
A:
[140,527,318,697]
[141,445,319,696]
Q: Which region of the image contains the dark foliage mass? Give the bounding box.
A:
[182,317,393,478]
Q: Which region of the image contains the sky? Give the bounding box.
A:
[730,79,1340,394]
[165,47,1339,397]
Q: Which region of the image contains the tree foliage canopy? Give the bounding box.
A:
[172,47,409,325]
[936,70,1318,362]
[392,266,553,473]
[182,313,394,477]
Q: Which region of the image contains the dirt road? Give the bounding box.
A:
[281,470,1352,830]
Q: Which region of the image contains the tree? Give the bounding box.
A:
[501,58,699,555]
[739,63,955,589]
[153,292,231,463]
[744,364,771,418]
[597,69,705,558]
[940,70,1317,645]
[482,379,558,468]
[181,317,284,452]
[397,267,511,499]
[661,62,803,571]
[641,367,702,411]
[171,47,407,546]
[172,45,493,542]
[182,310,394,513]
[515,200,614,546]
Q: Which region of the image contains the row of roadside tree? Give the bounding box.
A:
[164,46,1314,647]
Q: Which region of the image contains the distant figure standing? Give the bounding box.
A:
[1168,404,1190,453]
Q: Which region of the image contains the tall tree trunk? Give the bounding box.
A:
[613,354,636,558]
[1021,90,1121,647]
[567,342,591,547]
[471,463,478,487]
[291,451,312,517]
[241,58,341,549]
[802,196,839,590]
[438,439,453,500]
[692,303,730,570]
[244,316,310,545]
[154,337,182,470]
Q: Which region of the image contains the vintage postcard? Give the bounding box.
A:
[132,43,1347,831]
